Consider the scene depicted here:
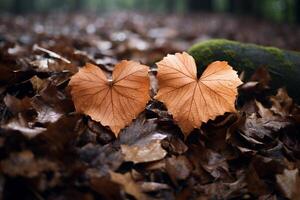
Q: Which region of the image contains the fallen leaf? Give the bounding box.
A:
[250,67,271,88]
[80,143,124,177]
[270,88,293,117]
[196,176,247,199]
[246,164,270,196]
[188,142,233,182]
[2,117,46,138]
[165,155,193,185]
[69,62,150,135]
[120,115,168,163]
[161,135,188,155]
[244,67,271,91]
[90,176,123,200]
[119,114,158,145]
[33,44,71,64]
[276,169,300,200]
[121,139,167,164]
[140,182,170,192]
[87,119,115,144]
[1,97,48,138]
[109,171,149,200]
[34,114,84,156]
[155,52,242,136]
[39,82,74,114]
[47,190,94,200]
[31,96,63,123]
[241,101,291,141]
[30,75,45,92]
[4,94,32,114]
[1,150,58,178]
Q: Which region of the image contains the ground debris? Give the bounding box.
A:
[0,12,299,200]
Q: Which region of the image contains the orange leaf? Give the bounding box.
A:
[69,61,150,136]
[155,52,242,136]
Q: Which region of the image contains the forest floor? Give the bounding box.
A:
[0,12,300,200]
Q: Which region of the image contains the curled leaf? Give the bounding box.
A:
[69,62,150,135]
[155,52,242,136]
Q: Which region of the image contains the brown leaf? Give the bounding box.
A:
[119,114,158,145]
[4,94,32,114]
[188,142,233,182]
[1,150,58,178]
[109,171,150,200]
[246,164,270,196]
[241,101,291,141]
[39,82,74,114]
[276,169,300,200]
[155,52,242,136]
[31,96,63,123]
[165,155,193,185]
[196,176,247,199]
[2,115,46,138]
[161,136,188,155]
[270,88,294,117]
[90,176,123,200]
[34,114,84,156]
[121,139,167,164]
[120,115,168,163]
[81,144,124,177]
[69,62,150,135]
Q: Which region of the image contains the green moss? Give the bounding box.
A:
[223,50,236,59]
[189,39,234,53]
[239,58,255,71]
[187,39,300,102]
[190,45,214,66]
[188,39,297,71]
[265,47,284,58]
[190,39,284,59]
[265,47,285,63]
[264,47,294,69]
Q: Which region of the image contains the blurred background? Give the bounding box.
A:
[0,0,300,24]
[0,0,300,68]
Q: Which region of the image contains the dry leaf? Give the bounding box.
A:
[276,169,300,200]
[69,62,150,135]
[109,171,149,200]
[270,88,293,117]
[121,139,167,164]
[1,150,58,178]
[165,155,193,185]
[4,94,32,114]
[120,115,168,163]
[155,52,242,135]
[140,182,170,192]
[90,176,123,200]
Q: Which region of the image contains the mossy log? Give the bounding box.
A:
[188,39,300,101]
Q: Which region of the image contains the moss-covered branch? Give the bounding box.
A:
[188,39,300,101]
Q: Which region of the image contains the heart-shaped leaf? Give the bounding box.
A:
[155,52,243,136]
[69,61,150,136]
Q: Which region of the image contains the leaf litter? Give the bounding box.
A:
[0,12,300,200]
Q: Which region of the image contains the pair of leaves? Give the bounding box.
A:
[69,52,242,137]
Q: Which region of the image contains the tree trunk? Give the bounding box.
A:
[188,39,300,101]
